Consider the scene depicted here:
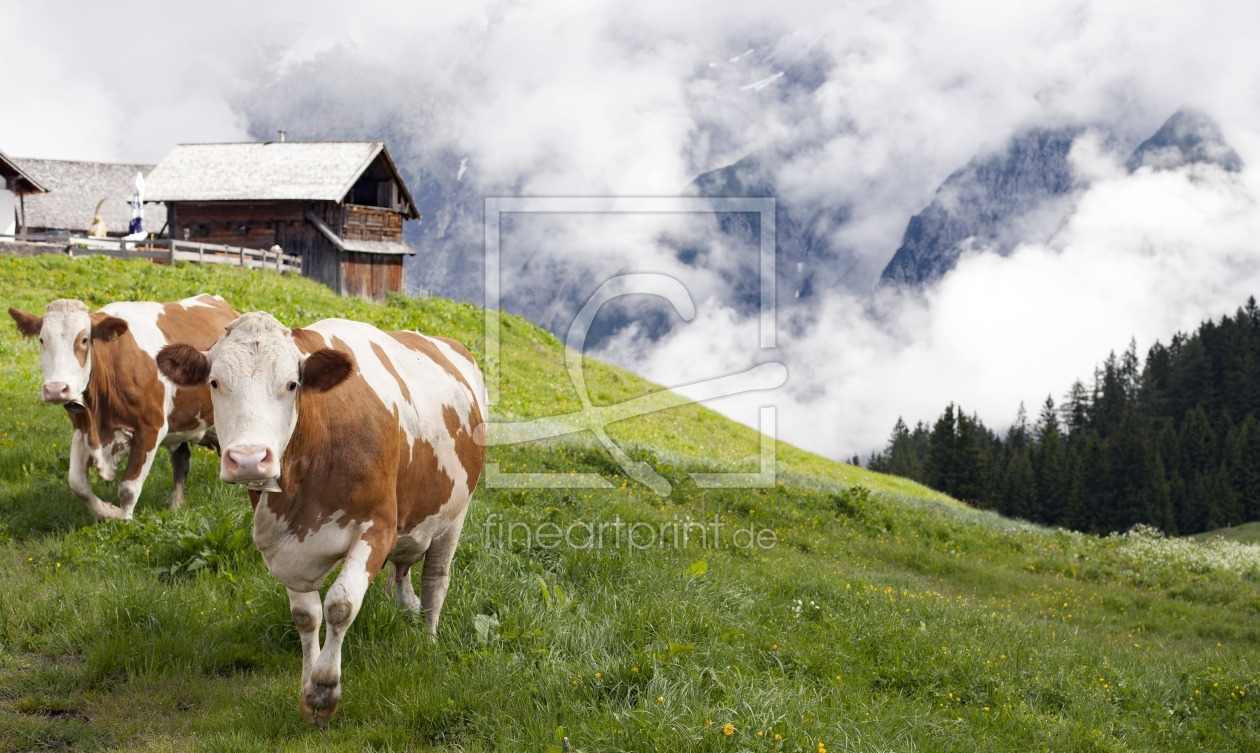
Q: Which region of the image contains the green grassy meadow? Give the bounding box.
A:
[0,254,1258,752]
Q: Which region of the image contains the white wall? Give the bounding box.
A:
[0,189,15,235]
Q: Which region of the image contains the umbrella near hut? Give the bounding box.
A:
[124,171,144,239]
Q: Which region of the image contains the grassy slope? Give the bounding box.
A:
[1193,522,1260,545]
[0,255,1256,752]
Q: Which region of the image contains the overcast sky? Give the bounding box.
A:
[5,0,1260,459]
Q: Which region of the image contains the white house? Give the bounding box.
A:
[0,149,49,235]
[14,158,165,236]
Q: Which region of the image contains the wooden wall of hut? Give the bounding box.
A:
[341,253,403,301]
[169,201,301,249]
[302,238,343,295]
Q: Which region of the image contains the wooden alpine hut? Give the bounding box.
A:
[145,139,419,300]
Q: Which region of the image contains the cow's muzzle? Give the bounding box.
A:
[41,382,73,404]
[222,445,278,483]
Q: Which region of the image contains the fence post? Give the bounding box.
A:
[169,240,176,266]
[239,246,246,269]
[198,243,204,264]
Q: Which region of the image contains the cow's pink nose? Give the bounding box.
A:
[41,382,71,403]
[223,446,276,481]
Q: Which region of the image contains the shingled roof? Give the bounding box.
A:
[14,158,165,235]
[0,149,48,195]
[145,141,419,218]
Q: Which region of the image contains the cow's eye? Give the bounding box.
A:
[210,379,219,389]
[81,337,88,345]
[287,381,299,392]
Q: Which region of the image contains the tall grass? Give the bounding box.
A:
[0,255,1256,751]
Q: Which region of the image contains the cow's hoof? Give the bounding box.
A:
[301,682,341,726]
[92,503,126,521]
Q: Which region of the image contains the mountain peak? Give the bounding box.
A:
[1125,107,1243,173]
[686,154,772,198]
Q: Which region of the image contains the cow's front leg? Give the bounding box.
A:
[117,429,161,519]
[287,588,323,691]
[302,533,389,725]
[169,442,191,511]
[68,429,123,520]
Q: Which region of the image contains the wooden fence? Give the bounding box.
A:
[0,233,302,274]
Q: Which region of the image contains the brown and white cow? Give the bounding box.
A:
[8,295,238,520]
[156,312,486,724]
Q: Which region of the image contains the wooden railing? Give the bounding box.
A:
[0,233,302,274]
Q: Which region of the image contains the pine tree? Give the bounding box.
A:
[1099,408,1162,532]
[1077,431,1105,532]
[1061,448,1088,531]
[1200,463,1240,531]
[927,404,958,496]
[1180,406,1217,477]
[1215,458,1245,530]
[1176,406,1218,533]
[1150,452,1175,533]
[1034,397,1068,526]
[1168,469,1190,536]
[884,417,927,482]
[1035,395,1060,437]
[1061,380,1090,434]
[1241,416,1260,521]
[1120,338,1141,396]
[1002,445,1037,520]
[1093,353,1128,437]
[954,411,991,506]
[1139,341,1173,416]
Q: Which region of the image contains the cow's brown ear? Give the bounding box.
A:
[8,307,42,338]
[91,315,129,343]
[301,348,354,393]
[157,344,210,387]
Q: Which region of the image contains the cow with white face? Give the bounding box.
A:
[157,312,486,725]
[8,295,238,520]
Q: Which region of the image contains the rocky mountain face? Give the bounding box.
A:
[879,127,1082,287]
[401,152,485,303]
[878,108,1244,288]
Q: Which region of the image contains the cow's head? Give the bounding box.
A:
[8,300,128,407]
[156,312,353,485]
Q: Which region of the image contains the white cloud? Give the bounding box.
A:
[612,159,1260,458]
